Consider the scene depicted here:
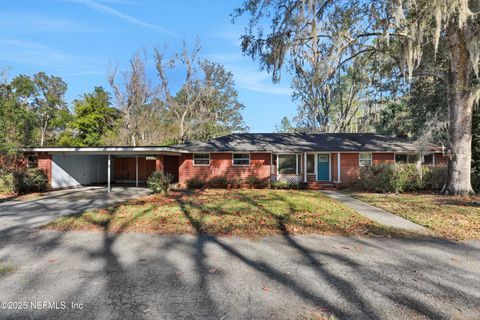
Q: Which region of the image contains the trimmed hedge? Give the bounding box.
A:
[357,163,447,193]
[147,171,174,194]
[12,169,49,194]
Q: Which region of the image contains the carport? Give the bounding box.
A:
[19,147,188,192]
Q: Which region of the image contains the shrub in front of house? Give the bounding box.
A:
[270,180,302,189]
[186,177,206,189]
[357,163,447,193]
[423,166,447,191]
[207,177,228,188]
[12,169,49,194]
[228,176,244,188]
[147,171,174,194]
[0,172,14,193]
[245,175,267,188]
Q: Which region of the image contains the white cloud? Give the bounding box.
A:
[0,40,74,67]
[0,12,100,33]
[69,0,178,37]
[0,40,105,77]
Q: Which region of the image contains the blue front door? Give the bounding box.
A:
[317,154,330,181]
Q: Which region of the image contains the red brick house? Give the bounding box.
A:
[20,133,448,190]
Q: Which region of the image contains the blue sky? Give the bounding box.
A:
[0,0,297,132]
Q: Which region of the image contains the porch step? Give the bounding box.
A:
[306,182,338,190]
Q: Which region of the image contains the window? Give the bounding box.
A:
[193,153,210,166]
[407,154,419,163]
[27,155,38,168]
[423,154,434,165]
[306,154,315,174]
[395,154,420,164]
[359,153,372,167]
[395,154,408,163]
[278,154,298,174]
[232,153,250,166]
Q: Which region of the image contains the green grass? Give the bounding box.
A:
[0,263,14,275]
[44,189,405,238]
[347,191,480,240]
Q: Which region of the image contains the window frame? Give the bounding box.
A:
[422,154,434,165]
[359,152,372,167]
[232,153,250,166]
[277,153,299,175]
[192,153,210,166]
[395,153,423,164]
[306,154,315,174]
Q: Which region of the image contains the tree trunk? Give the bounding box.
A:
[442,24,475,196]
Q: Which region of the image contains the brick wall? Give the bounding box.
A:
[434,153,448,165]
[331,153,338,182]
[37,152,52,184]
[178,153,271,185]
[373,153,395,165]
[339,153,360,185]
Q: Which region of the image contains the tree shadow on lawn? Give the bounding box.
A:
[1,190,480,319]
[173,192,473,320]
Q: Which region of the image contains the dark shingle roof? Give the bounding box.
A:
[174,133,437,153]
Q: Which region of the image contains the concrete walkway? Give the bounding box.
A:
[321,190,429,233]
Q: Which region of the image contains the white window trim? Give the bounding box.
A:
[359,152,373,167]
[276,153,300,175]
[232,153,250,166]
[193,153,210,166]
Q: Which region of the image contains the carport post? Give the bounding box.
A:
[135,156,139,187]
[107,154,111,192]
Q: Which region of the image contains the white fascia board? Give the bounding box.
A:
[19,147,189,154]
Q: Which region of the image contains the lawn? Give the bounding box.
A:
[44,189,404,238]
[0,263,14,276]
[348,192,480,240]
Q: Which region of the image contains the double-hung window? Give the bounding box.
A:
[395,154,420,164]
[232,153,250,166]
[277,154,298,174]
[193,153,210,166]
[359,153,372,167]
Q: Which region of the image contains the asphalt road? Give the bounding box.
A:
[0,188,479,319]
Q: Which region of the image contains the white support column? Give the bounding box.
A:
[107,154,111,192]
[337,152,341,183]
[135,156,139,187]
[303,152,307,183]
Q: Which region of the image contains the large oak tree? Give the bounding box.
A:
[234,0,480,195]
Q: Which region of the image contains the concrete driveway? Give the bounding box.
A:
[0,186,149,235]
[0,188,479,319]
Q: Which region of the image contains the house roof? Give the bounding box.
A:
[174,133,440,153]
[18,146,189,155]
